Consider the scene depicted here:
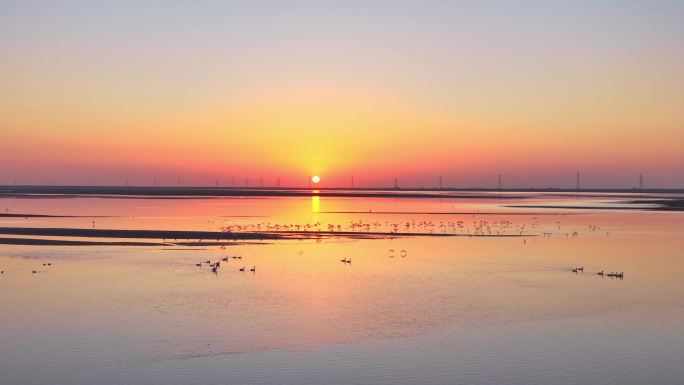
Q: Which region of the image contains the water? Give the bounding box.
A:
[1,192,683,384]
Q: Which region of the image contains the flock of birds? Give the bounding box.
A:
[0,261,53,275]
[388,249,408,258]
[570,266,624,279]
[192,247,627,281]
[193,249,413,274]
[192,252,626,282]
[212,218,616,241]
[196,255,255,274]
[0,258,626,281]
[216,218,542,237]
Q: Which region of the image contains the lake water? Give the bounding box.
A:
[1,192,683,385]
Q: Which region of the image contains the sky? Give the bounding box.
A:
[1,0,683,188]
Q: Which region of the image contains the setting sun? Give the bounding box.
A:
[311,175,321,184]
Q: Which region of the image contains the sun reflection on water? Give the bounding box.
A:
[312,191,320,213]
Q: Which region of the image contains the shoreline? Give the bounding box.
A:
[0,226,535,247]
[2,186,683,200]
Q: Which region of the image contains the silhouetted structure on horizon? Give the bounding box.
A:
[576,171,581,190]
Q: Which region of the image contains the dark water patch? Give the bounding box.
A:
[506,205,641,211]
[0,237,163,246]
[0,213,118,218]
[0,227,536,247]
[0,237,269,247]
[507,201,684,212]
[628,199,684,211]
[0,227,286,241]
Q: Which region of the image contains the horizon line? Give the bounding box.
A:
[1,185,683,194]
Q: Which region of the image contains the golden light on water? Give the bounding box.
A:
[311,194,320,213]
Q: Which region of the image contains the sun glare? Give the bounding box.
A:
[311,175,321,184]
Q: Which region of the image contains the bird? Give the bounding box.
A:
[250,266,256,272]
[205,260,211,264]
[346,259,351,264]
[340,258,348,263]
[32,270,37,274]
[597,270,604,276]
[577,266,584,271]
[239,267,245,272]
[211,266,218,273]
[222,257,229,262]
[572,268,578,273]
[195,263,202,267]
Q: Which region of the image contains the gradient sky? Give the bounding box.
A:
[1,1,683,188]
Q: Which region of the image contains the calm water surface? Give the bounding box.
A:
[1,193,683,384]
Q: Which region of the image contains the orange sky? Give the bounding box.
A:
[1,2,683,188]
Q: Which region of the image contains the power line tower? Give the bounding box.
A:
[394,178,399,189]
[277,177,280,188]
[438,176,443,190]
[497,174,502,190]
[351,176,354,189]
[245,178,249,187]
[639,174,644,190]
[576,172,581,190]
[260,177,263,188]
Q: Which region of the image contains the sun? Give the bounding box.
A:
[311,175,321,184]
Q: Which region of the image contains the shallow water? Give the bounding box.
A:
[1,192,683,384]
